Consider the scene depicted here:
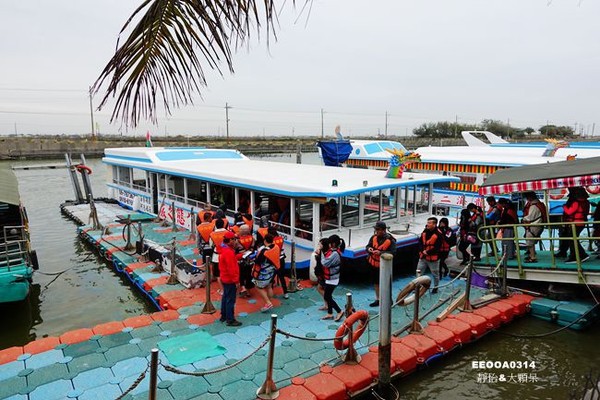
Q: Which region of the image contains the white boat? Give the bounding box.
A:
[102,147,459,268]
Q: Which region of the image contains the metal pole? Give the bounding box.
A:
[377,253,393,398]
[171,202,177,232]
[89,86,96,138]
[287,242,298,293]
[257,314,279,399]
[343,292,360,364]
[462,259,474,312]
[148,348,159,400]
[201,254,216,314]
[409,283,424,334]
[124,214,134,250]
[167,237,178,284]
[321,108,324,139]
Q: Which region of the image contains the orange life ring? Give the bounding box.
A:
[549,188,567,200]
[333,310,369,351]
[586,185,600,195]
[396,275,431,306]
[76,164,93,175]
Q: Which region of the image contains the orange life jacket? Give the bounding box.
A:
[367,235,393,268]
[210,230,227,254]
[439,229,450,253]
[272,236,285,259]
[265,244,281,270]
[257,227,268,241]
[241,215,253,230]
[238,234,254,251]
[199,210,214,223]
[420,230,440,261]
[197,222,215,243]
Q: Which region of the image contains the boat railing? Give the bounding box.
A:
[1,225,30,270]
[477,220,599,281]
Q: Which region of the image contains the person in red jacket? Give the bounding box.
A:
[562,187,590,263]
[219,231,242,326]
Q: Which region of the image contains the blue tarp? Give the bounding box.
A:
[317,140,353,166]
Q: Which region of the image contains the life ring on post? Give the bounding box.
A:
[549,188,567,200]
[396,275,431,306]
[333,310,369,351]
[75,164,93,175]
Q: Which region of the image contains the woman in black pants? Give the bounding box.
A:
[316,234,345,321]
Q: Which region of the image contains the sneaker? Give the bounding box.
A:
[472,257,481,262]
[565,258,577,264]
[260,303,274,313]
[226,320,242,327]
[369,300,379,307]
[431,288,438,294]
[216,289,223,296]
[554,252,568,258]
[283,293,289,299]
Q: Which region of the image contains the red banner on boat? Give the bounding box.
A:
[479,173,600,196]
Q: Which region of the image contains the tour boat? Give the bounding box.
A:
[0,164,37,303]
[102,147,459,268]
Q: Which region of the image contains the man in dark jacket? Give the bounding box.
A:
[416,217,441,293]
[365,221,395,307]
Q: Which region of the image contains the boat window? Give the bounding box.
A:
[132,169,147,191]
[210,184,234,214]
[117,166,131,186]
[294,200,313,240]
[381,188,398,220]
[166,176,185,202]
[320,198,338,231]
[341,195,360,228]
[379,142,394,151]
[187,179,207,207]
[364,143,383,155]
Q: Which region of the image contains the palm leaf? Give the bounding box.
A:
[93,0,300,128]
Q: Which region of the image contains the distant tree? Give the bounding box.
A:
[413,122,478,138]
[524,127,535,135]
[539,125,575,137]
[480,119,513,138]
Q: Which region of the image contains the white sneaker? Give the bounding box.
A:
[283,294,289,299]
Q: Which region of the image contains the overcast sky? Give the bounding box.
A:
[1,0,598,137]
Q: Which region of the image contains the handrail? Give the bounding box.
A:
[476,220,598,281]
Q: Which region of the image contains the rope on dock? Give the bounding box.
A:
[114,363,150,400]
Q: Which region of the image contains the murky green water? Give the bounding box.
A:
[1,155,598,400]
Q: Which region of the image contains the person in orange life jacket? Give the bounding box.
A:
[437,217,455,279]
[521,191,547,263]
[253,233,280,313]
[315,234,345,321]
[591,201,600,256]
[218,231,242,326]
[209,218,228,295]
[199,205,214,225]
[196,212,215,259]
[365,221,396,307]
[256,215,270,248]
[417,217,442,293]
[268,226,289,299]
[232,205,254,234]
[214,208,230,230]
[497,198,518,260]
[235,224,256,297]
[562,188,590,263]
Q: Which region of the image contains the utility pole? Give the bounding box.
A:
[320,108,324,138]
[225,103,231,143]
[385,111,388,138]
[507,118,510,139]
[454,115,458,138]
[88,86,96,138]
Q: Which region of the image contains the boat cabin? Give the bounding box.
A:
[103,147,459,266]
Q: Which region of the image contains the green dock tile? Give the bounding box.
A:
[235,353,267,376]
[159,319,191,332]
[131,388,174,400]
[204,365,244,387]
[289,338,326,355]
[167,376,210,399]
[63,340,101,358]
[98,332,134,348]
[0,376,26,398]
[26,363,69,390]
[220,379,260,400]
[190,394,223,400]
[67,352,107,375]
[130,324,162,340]
[252,368,291,389]
[104,344,143,364]
[281,357,319,379]
[136,336,161,355]
[309,347,338,364]
[273,347,300,365]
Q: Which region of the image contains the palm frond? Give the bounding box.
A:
[93,0,300,128]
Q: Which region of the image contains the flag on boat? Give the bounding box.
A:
[145,131,153,147]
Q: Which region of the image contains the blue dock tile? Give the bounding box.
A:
[192,354,227,371]
[136,336,161,354]
[213,332,245,348]
[67,352,107,375]
[24,350,65,370]
[219,379,260,400]
[26,363,69,389]
[119,372,149,396]
[167,376,211,399]
[289,339,326,357]
[72,367,115,391]
[28,379,73,400]
[78,383,123,400]
[4,395,27,400]
[157,363,195,382]
[0,376,26,399]
[272,346,300,365]
[234,325,269,343]
[223,343,256,360]
[252,368,291,389]
[131,388,174,400]
[280,310,314,327]
[111,357,148,380]
[159,319,191,332]
[0,360,25,382]
[105,343,143,364]
[309,347,338,364]
[235,353,267,376]
[282,357,319,379]
[190,394,223,400]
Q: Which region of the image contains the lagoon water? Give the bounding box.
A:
[1,154,598,400]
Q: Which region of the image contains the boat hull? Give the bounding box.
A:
[0,265,33,303]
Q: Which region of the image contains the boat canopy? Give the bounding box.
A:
[104,147,460,198]
[479,156,600,195]
[0,164,21,206]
